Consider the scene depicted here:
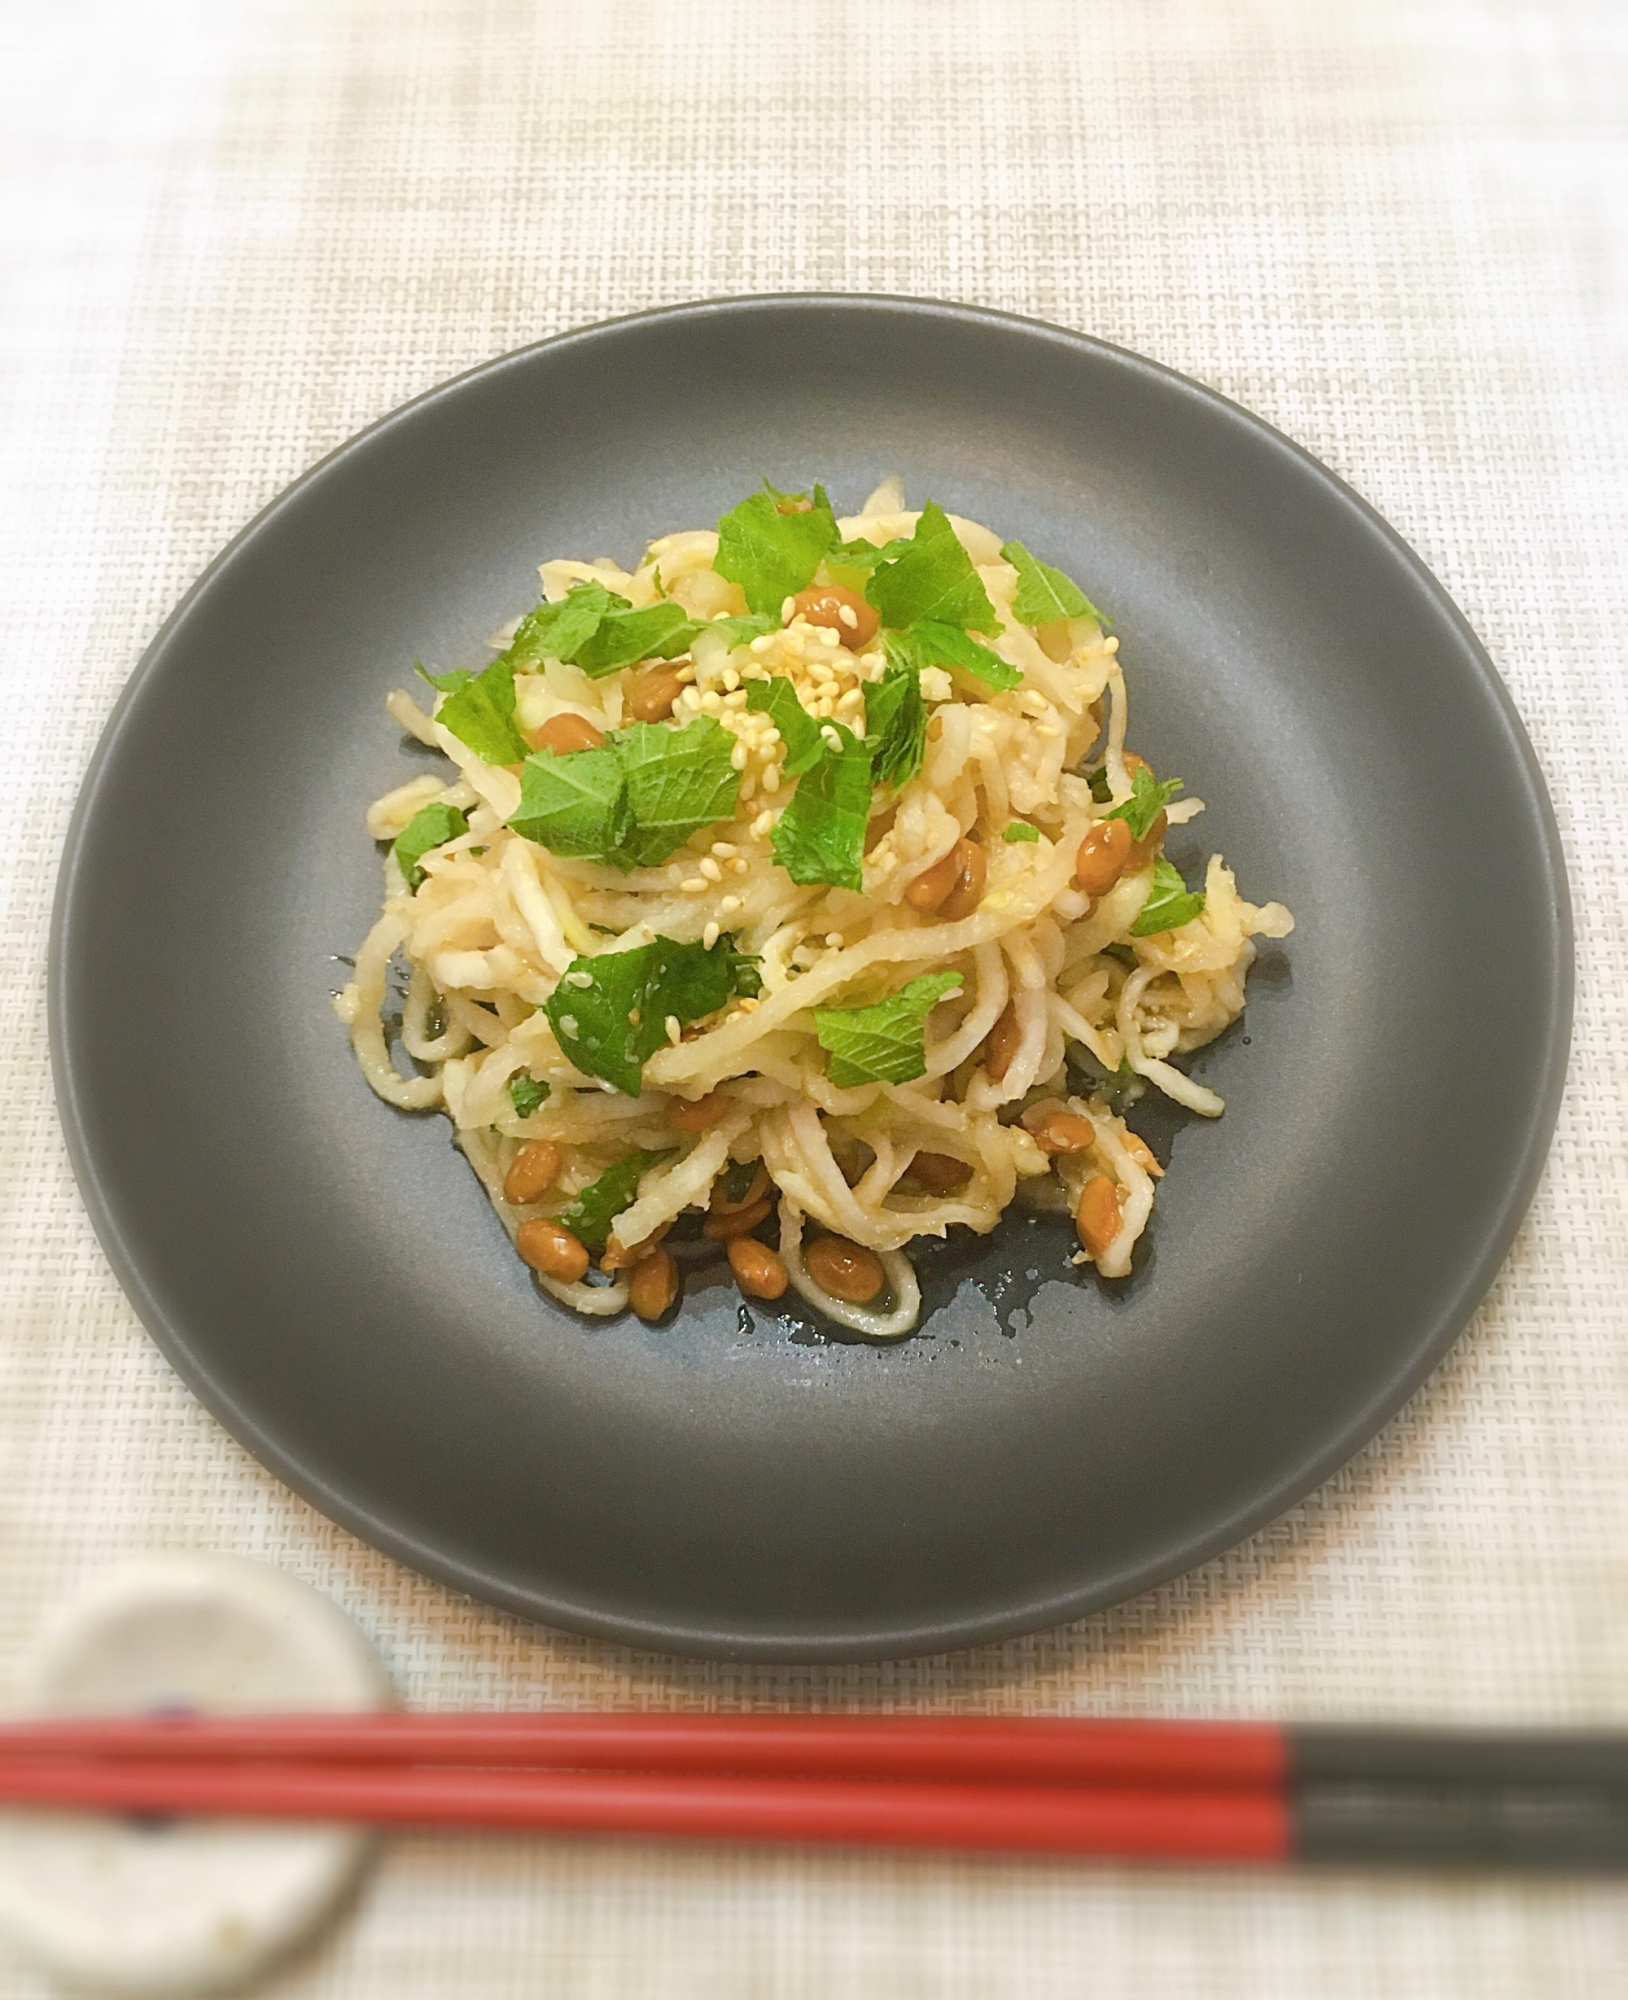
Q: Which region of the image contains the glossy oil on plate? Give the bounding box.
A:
[50,298,1571,1661]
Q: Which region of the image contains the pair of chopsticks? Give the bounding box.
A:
[2,1713,1626,1869]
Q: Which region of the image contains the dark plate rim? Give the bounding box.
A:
[49,294,1574,1660]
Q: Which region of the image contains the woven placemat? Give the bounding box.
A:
[3,0,1626,1991]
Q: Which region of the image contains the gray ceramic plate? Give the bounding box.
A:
[50,298,1570,1661]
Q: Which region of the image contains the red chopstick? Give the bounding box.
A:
[4,1717,1628,1867]
[0,1713,1284,1789]
[0,1756,1288,1861]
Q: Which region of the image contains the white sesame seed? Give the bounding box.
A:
[825,933,844,948]
[740,776,756,800]
[719,894,743,914]
[1035,724,1060,740]
[700,858,724,882]
[1104,636,1119,653]
[711,841,737,858]
[763,767,780,794]
[780,596,796,622]
[750,635,774,655]
[837,604,858,629]
[675,665,696,683]
[836,688,863,712]
[751,810,774,837]
[701,690,722,712]
[730,743,748,771]
[738,996,760,1013]
[729,856,749,875]
[559,1015,579,1037]
[702,921,720,949]
[820,724,843,751]
[680,876,707,893]
[722,667,741,691]
[665,1015,682,1044]
[565,970,593,988]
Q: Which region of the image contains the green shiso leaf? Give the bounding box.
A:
[865,501,1002,635]
[1129,855,1206,937]
[392,802,469,888]
[554,1149,673,1251]
[1000,539,1108,627]
[507,1072,551,1118]
[713,482,840,616]
[814,971,966,1088]
[543,936,758,1095]
[1102,764,1183,842]
[768,722,874,892]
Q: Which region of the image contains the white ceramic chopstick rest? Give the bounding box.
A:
[0,1554,393,1994]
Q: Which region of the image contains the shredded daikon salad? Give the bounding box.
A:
[336,477,1293,1337]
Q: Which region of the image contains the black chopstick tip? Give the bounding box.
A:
[1295,1783,1628,1872]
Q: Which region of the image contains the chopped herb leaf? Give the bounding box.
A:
[555,1149,672,1251]
[508,717,739,869]
[825,536,905,584]
[721,936,764,998]
[1102,764,1183,842]
[507,582,629,669]
[435,655,530,765]
[713,482,840,616]
[865,501,1002,635]
[745,674,826,777]
[768,722,874,891]
[863,656,927,789]
[704,613,776,647]
[574,599,699,677]
[1000,539,1107,627]
[507,1072,551,1118]
[416,578,694,737]
[392,802,469,887]
[814,971,965,1088]
[1002,821,1041,843]
[1100,942,1138,968]
[1087,765,1114,803]
[909,618,1020,692]
[416,660,473,695]
[508,745,630,858]
[609,717,741,867]
[544,936,757,1094]
[1130,855,1207,937]
[495,583,697,679]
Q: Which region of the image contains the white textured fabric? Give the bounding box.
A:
[3,0,1628,1991]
